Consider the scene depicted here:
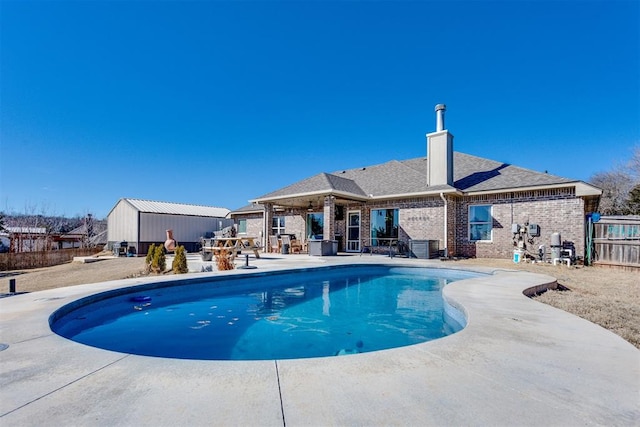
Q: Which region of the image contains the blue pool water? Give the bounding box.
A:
[50,266,480,360]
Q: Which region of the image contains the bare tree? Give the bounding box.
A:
[591,170,634,215]
[590,144,640,215]
[624,145,640,215]
[627,145,640,181]
[83,213,95,248]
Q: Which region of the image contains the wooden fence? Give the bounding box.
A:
[593,215,640,271]
[0,248,101,271]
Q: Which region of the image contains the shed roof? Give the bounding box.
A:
[6,227,47,234]
[117,198,230,218]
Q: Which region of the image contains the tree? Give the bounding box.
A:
[151,245,166,274]
[629,145,640,180]
[172,245,188,274]
[590,144,640,215]
[590,170,635,215]
[145,243,156,272]
[627,185,640,215]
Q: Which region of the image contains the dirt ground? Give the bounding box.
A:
[2,255,638,349]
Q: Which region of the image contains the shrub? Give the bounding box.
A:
[151,244,166,274]
[172,245,188,274]
[215,249,235,271]
[145,243,156,272]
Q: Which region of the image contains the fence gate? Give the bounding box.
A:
[593,215,640,270]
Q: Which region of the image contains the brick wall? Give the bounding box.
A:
[455,188,585,259]
[232,186,587,259]
[241,213,264,243]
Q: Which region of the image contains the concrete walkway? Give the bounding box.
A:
[1,255,638,426]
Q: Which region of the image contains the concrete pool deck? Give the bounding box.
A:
[1,255,638,426]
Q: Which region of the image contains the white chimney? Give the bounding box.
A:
[426,104,454,187]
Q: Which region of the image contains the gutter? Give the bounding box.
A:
[464,181,601,197]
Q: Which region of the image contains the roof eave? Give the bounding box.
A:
[251,189,370,204]
[229,207,266,216]
[462,181,602,197]
[370,188,461,200]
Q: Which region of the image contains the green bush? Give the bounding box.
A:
[151,244,166,274]
[172,245,188,274]
[145,243,156,267]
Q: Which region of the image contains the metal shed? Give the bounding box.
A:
[107,198,232,255]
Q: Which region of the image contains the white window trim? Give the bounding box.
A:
[370,208,399,246]
[237,219,247,235]
[468,204,493,242]
[272,216,286,236]
[346,210,361,252]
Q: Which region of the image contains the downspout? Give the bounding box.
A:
[439,192,448,258]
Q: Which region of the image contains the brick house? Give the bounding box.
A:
[231,105,601,259]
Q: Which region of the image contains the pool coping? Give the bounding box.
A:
[1,256,638,426]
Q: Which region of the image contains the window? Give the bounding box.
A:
[306,213,324,239]
[237,219,247,234]
[370,208,398,246]
[272,216,286,236]
[469,205,492,241]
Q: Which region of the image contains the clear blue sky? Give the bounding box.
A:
[1,0,638,219]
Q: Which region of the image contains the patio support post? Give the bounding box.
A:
[264,203,273,253]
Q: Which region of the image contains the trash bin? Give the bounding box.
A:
[282,244,290,254]
[513,249,524,263]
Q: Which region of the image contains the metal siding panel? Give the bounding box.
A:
[107,200,139,243]
[139,213,226,242]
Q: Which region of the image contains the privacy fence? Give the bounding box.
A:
[593,215,640,271]
[0,248,101,271]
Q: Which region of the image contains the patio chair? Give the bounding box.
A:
[269,235,279,253]
[282,235,302,254]
[281,235,293,254]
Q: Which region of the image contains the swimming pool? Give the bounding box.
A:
[50,265,481,360]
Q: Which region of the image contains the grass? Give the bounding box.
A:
[534,279,639,348]
[453,258,640,349]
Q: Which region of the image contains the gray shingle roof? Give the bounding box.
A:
[253,152,580,202]
[231,203,265,214]
[256,173,368,200]
[448,152,574,192]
